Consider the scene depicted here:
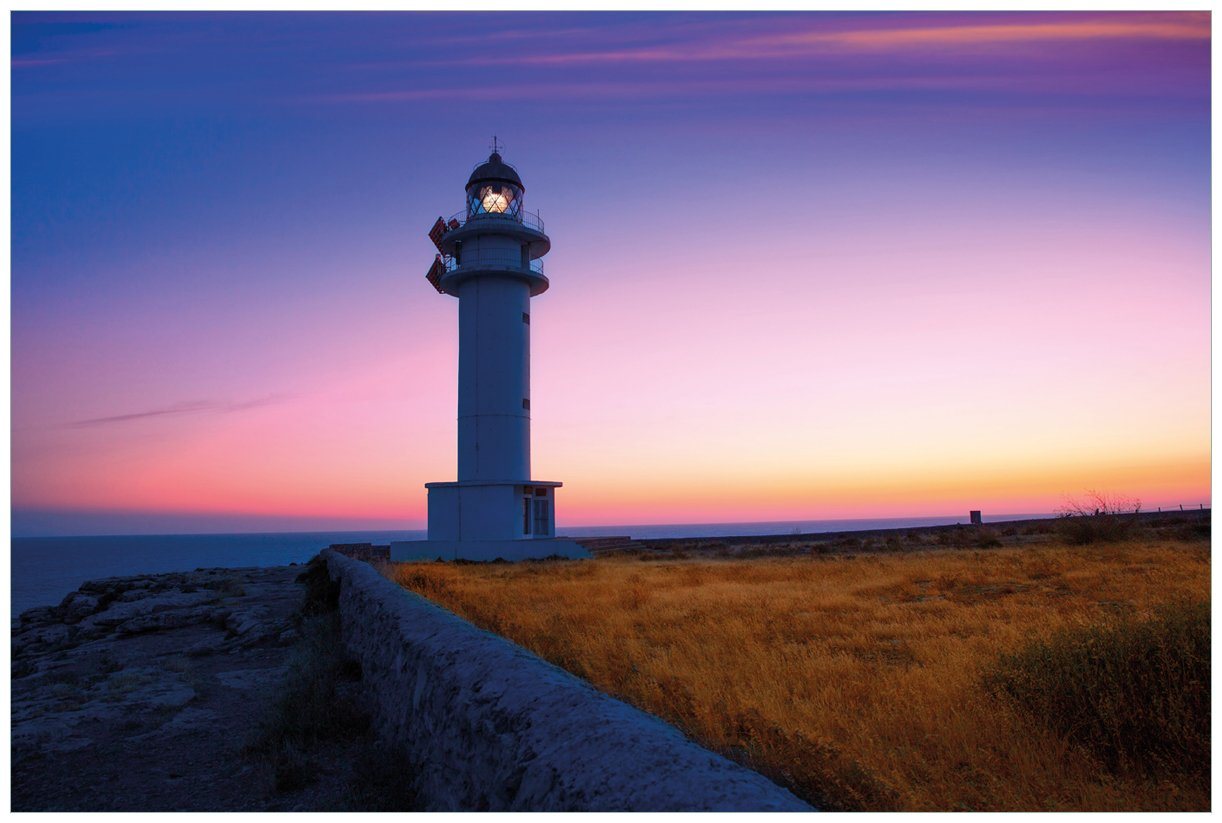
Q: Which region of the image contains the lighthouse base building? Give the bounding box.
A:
[393,480,586,562]
[390,148,588,563]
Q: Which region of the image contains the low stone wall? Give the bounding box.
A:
[323,550,812,812]
[327,542,390,563]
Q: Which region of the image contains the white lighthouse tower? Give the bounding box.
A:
[391,144,587,562]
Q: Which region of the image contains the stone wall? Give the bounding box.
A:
[322,550,812,812]
[327,542,390,562]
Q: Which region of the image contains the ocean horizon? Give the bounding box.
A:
[11,513,1054,617]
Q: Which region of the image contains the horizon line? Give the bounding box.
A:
[16,507,1217,541]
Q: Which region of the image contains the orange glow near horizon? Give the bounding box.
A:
[13,347,1209,529]
[16,449,1209,529]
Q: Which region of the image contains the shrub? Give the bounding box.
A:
[1057,515,1138,545]
[1172,520,1211,542]
[297,554,341,615]
[834,536,863,552]
[1055,491,1142,545]
[973,528,1002,548]
[985,602,1209,779]
[247,567,370,794]
[251,614,368,752]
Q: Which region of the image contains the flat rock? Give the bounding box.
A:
[114,605,226,636]
[11,565,317,811]
[216,667,287,690]
[79,591,221,632]
[60,592,101,623]
[164,706,220,732]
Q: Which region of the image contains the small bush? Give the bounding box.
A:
[269,739,314,793]
[1171,520,1211,542]
[297,555,341,615]
[1056,515,1139,545]
[260,615,368,749]
[834,536,863,552]
[246,600,369,794]
[1056,491,1142,545]
[985,602,1209,779]
[973,528,1002,549]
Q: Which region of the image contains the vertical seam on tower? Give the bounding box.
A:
[473,278,480,478]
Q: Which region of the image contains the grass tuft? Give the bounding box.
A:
[985,601,1209,779]
[249,558,370,794]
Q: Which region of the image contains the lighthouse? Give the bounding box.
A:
[391,145,587,562]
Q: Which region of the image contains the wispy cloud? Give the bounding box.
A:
[13,57,68,68]
[307,67,1201,108]
[68,395,288,428]
[426,13,1209,68]
[762,16,1211,50]
[12,47,126,69]
[427,25,604,47]
[308,80,711,104]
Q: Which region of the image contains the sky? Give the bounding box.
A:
[11,11,1211,536]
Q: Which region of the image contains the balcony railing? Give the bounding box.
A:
[444,254,544,276]
[446,208,545,234]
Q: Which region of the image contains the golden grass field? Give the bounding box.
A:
[387,539,1209,811]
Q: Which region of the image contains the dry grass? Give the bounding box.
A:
[387,541,1209,811]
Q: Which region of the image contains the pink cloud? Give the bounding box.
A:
[766,15,1210,50]
[430,13,1209,68]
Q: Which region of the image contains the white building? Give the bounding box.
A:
[391,148,587,562]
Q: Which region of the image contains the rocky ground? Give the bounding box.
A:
[11,562,409,811]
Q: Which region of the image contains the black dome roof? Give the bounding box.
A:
[467,151,524,191]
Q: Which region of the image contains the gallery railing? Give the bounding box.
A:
[444,254,544,276]
[447,208,545,234]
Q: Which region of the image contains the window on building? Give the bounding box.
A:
[533,499,549,535]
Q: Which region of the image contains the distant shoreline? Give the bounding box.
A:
[623,508,1210,554]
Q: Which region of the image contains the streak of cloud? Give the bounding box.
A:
[306,69,1203,107]
[68,395,289,428]
[427,13,1209,68]
[781,16,1211,49]
[11,47,125,69]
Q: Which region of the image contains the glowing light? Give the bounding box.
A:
[480,185,512,213]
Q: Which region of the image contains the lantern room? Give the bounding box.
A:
[466,150,524,219]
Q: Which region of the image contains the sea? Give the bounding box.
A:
[11,514,1053,618]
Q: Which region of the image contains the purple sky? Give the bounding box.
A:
[12,12,1211,535]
